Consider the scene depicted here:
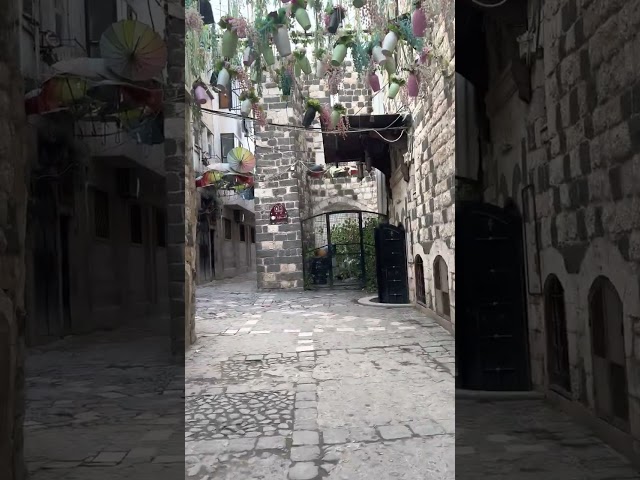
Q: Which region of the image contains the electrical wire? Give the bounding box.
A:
[197,105,409,133]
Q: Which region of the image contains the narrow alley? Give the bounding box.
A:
[185,273,455,479]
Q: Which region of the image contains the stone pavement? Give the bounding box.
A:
[24,329,184,479]
[457,398,640,479]
[186,272,455,479]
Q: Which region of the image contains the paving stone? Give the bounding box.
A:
[296,384,317,392]
[292,430,320,446]
[290,445,321,461]
[227,437,257,452]
[408,421,445,437]
[126,447,157,459]
[152,455,184,463]
[456,446,476,455]
[296,392,316,402]
[295,401,317,409]
[378,425,412,440]
[504,444,549,453]
[91,452,127,463]
[288,462,319,480]
[295,408,317,421]
[256,435,286,450]
[140,430,172,441]
[295,420,319,430]
[322,428,349,444]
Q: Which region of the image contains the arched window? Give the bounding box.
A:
[589,276,628,429]
[415,255,426,305]
[433,256,450,319]
[544,275,571,393]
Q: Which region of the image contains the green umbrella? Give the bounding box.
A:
[100,20,167,81]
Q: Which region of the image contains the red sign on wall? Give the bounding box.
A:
[269,203,288,224]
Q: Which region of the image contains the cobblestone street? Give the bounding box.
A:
[185,273,455,479]
[24,330,184,479]
[457,398,640,479]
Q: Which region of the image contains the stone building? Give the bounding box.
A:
[457,0,640,462]
[1,1,28,477]
[384,0,455,331]
[191,84,256,284]
[252,2,455,321]
[253,64,385,290]
[18,0,172,345]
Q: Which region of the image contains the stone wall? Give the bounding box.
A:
[163,0,193,352]
[253,78,305,289]
[253,59,383,289]
[386,3,456,330]
[477,0,640,450]
[0,0,27,477]
[309,174,378,215]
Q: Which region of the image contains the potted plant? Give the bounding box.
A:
[193,82,208,104]
[276,66,293,96]
[214,60,237,94]
[329,103,346,128]
[382,23,403,57]
[314,47,328,77]
[407,68,419,97]
[302,98,322,127]
[327,5,346,34]
[254,17,277,65]
[384,55,396,75]
[250,64,266,83]
[239,89,260,116]
[268,9,292,57]
[368,70,381,92]
[219,16,239,58]
[387,75,406,99]
[243,45,256,67]
[291,0,312,31]
[332,31,355,66]
[293,46,312,74]
[412,0,427,38]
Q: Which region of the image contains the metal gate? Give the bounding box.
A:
[457,201,530,391]
[301,210,385,291]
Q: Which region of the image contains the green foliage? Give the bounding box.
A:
[396,16,424,51]
[328,217,380,292]
[305,98,322,112]
[390,75,406,86]
[332,103,346,114]
[351,38,370,77]
[276,68,293,96]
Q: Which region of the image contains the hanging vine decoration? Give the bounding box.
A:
[191,0,453,128]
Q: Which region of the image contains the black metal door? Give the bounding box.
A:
[457,201,530,391]
[374,223,409,304]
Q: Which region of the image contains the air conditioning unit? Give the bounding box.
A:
[233,210,244,223]
[116,168,140,199]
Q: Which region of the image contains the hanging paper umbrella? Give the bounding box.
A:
[100,20,167,81]
[226,147,256,173]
